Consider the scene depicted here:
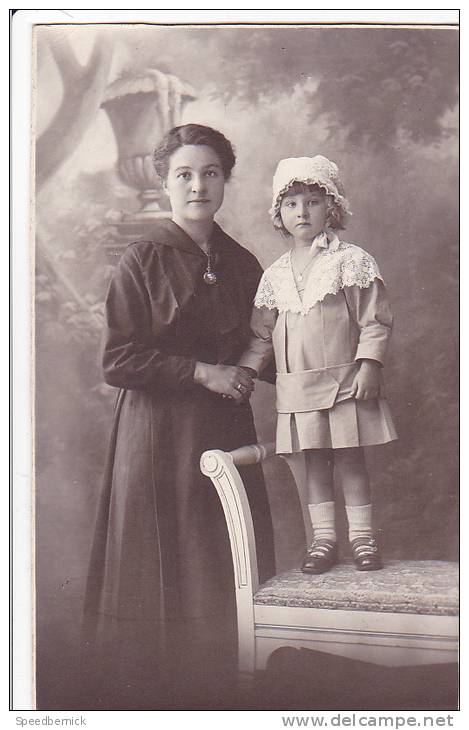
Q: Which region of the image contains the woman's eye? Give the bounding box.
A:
[177,172,191,180]
[206,169,217,177]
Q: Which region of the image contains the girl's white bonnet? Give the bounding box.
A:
[269,155,351,220]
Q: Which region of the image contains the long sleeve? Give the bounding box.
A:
[102,245,197,391]
[344,279,393,365]
[238,304,277,375]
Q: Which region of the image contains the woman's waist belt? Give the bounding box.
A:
[276,362,358,413]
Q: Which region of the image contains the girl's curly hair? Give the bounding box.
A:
[272,182,347,236]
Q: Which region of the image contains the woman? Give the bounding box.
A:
[83,124,275,708]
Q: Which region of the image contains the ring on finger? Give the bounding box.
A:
[236,383,247,394]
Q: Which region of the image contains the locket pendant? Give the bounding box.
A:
[203,270,218,285]
[203,246,218,285]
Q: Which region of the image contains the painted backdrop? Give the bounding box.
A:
[34,24,458,708]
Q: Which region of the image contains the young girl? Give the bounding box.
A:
[239,155,397,574]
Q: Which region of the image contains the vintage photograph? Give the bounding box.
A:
[31,19,458,711]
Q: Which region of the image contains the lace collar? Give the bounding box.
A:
[254,234,383,315]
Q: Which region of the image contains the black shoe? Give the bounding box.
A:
[350,536,383,571]
[301,539,338,575]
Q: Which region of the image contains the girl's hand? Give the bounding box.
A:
[350,359,381,400]
[194,362,255,403]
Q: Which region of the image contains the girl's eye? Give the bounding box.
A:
[177,172,191,180]
[206,169,217,177]
[309,199,320,206]
[284,201,296,208]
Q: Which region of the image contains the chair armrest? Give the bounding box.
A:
[229,442,276,466]
[200,449,260,594]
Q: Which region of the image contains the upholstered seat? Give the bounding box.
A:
[254,561,459,616]
[200,444,459,677]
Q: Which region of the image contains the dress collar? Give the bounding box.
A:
[148,218,224,257]
[285,230,342,312]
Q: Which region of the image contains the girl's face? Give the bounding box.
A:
[280,186,329,243]
[164,144,225,223]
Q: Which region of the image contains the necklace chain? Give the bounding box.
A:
[292,251,315,282]
[203,245,218,285]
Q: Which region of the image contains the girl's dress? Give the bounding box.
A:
[83,219,275,699]
[239,229,397,453]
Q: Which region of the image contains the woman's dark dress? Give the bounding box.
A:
[83,220,274,704]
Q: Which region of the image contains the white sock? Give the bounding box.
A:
[308,501,337,543]
[346,503,374,542]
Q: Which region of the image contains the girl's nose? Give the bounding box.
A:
[297,206,309,218]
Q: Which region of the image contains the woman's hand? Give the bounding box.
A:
[350,359,381,400]
[194,362,255,403]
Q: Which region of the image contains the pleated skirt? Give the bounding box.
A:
[276,396,397,453]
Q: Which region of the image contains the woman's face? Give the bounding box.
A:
[280,186,329,242]
[164,144,226,223]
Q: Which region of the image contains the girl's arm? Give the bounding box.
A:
[237,304,277,378]
[344,279,393,400]
[344,279,393,365]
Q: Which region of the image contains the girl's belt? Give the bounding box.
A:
[276,362,359,413]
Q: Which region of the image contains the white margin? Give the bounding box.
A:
[10,5,461,723]
[11,10,34,711]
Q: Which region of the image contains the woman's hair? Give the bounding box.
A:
[153,124,236,181]
[273,181,347,236]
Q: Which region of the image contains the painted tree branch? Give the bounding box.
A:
[47,33,82,82]
[36,35,113,190]
[35,34,113,321]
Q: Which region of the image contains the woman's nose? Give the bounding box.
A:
[191,175,206,192]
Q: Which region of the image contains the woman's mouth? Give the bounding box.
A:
[189,199,210,204]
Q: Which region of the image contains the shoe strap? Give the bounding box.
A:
[307,539,336,557]
[351,537,379,556]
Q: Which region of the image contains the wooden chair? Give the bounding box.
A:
[200,443,458,682]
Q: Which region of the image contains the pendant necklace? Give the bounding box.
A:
[293,232,325,282]
[203,246,218,285]
[292,252,314,282]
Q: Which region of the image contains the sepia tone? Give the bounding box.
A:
[33,23,458,710]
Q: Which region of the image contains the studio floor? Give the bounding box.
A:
[36,630,458,712]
